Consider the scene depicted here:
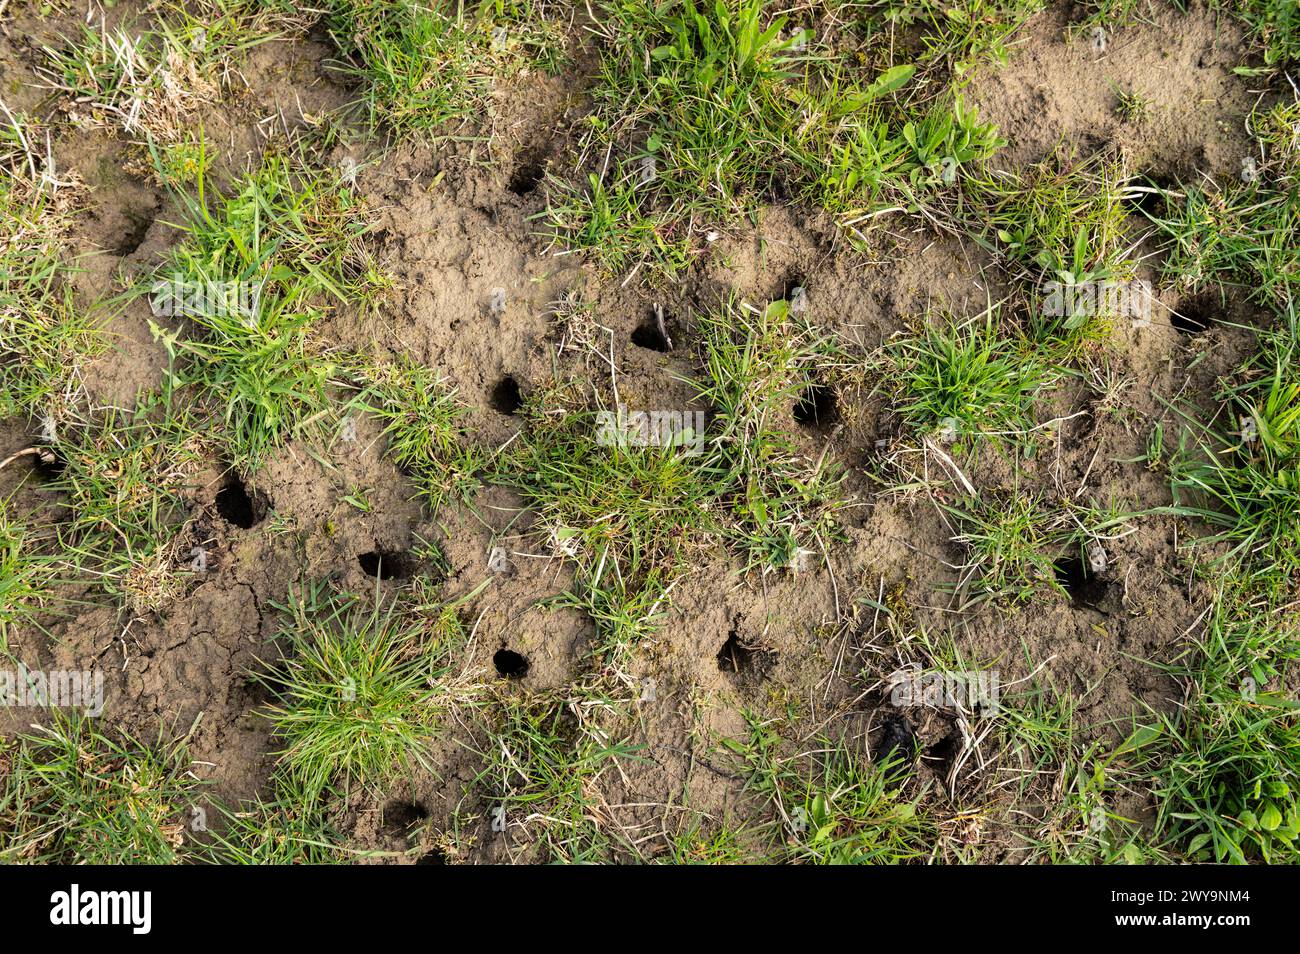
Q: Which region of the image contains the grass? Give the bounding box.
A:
[149,142,389,469]
[868,0,1049,78]
[970,147,1137,348]
[548,0,1005,277]
[884,305,1055,452]
[47,396,210,616]
[945,492,1067,602]
[3,0,1298,869]
[197,793,346,864]
[323,0,569,139]
[0,715,202,864]
[493,387,719,654]
[41,1,305,147]
[254,580,480,805]
[494,294,848,657]
[1118,576,1300,863]
[1170,315,1300,573]
[470,684,640,862]
[0,110,103,420]
[348,356,482,512]
[0,500,56,658]
[723,714,935,863]
[693,296,849,569]
[1150,178,1299,310]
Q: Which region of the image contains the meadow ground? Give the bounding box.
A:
[0,0,1297,864]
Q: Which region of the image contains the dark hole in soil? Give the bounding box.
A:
[490,375,523,416]
[381,800,429,838]
[116,204,156,256]
[358,549,416,580]
[716,631,774,683]
[493,648,529,679]
[631,313,672,352]
[925,729,962,770]
[416,849,446,865]
[216,475,261,528]
[793,383,837,429]
[777,276,806,302]
[1172,294,1214,335]
[507,146,547,196]
[30,446,66,481]
[878,714,916,767]
[1124,172,1173,218]
[1054,554,1110,608]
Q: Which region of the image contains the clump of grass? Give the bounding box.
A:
[1150,96,1299,309]
[884,305,1055,451]
[1122,577,1300,863]
[971,147,1136,347]
[549,0,1003,276]
[349,356,482,512]
[197,792,345,864]
[494,389,718,652]
[0,501,56,657]
[255,581,479,804]
[0,111,103,419]
[1171,320,1300,573]
[870,0,1048,78]
[1253,96,1300,184]
[471,685,639,862]
[725,714,934,863]
[693,296,849,570]
[817,91,1004,235]
[41,2,306,146]
[542,170,691,280]
[49,396,210,615]
[0,715,201,864]
[150,143,389,469]
[1233,0,1300,66]
[944,492,1066,602]
[939,492,1137,605]
[1112,83,1150,122]
[1152,182,1299,310]
[323,0,569,139]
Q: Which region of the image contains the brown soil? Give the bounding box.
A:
[0,1,1280,862]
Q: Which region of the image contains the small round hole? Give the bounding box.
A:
[493,648,529,679]
[1172,294,1215,335]
[216,475,262,529]
[358,549,416,580]
[490,376,523,416]
[793,383,837,429]
[508,146,547,196]
[381,800,429,838]
[630,314,672,353]
[1053,555,1110,608]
